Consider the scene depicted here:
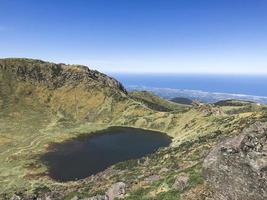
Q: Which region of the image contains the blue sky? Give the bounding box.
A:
[1,0,267,74]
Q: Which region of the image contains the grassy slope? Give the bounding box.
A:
[0,58,267,199]
[129,90,190,112]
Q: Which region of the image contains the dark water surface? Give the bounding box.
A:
[41,127,171,182]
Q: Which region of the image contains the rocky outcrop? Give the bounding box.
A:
[83,195,108,200]
[144,175,161,184]
[105,182,126,200]
[203,122,267,200]
[172,173,189,191]
[192,101,224,116]
[10,195,21,200]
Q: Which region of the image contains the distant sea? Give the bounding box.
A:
[109,73,267,104]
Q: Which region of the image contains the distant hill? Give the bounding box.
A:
[170,97,193,105]
[214,99,255,106]
[129,91,190,112]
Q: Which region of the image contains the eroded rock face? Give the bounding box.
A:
[203,122,267,200]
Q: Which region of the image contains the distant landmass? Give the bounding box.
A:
[111,73,267,97]
[127,85,267,104]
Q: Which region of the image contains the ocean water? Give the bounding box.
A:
[110,73,267,103]
[111,74,267,96]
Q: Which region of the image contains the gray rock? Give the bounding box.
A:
[203,122,267,200]
[83,195,108,200]
[105,182,126,200]
[45,197,52,200]
[159,167,169,174]
[172,173,189,191]
[10,195,21,200]
[36,196,52,200]
[71,196,79,200]
[144,175,161,184]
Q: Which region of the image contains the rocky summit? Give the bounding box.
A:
[0,58,267,200]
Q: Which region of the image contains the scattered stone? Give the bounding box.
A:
[172,173,189,191]
[144,175,161,184]
[137,174,144,179]
[71,196,79,200]
[163,154,170,160]
[159,167,169,174]
[143,158,150,166]
[44,196,52,200]
[105,182,126,200]
[83,195,108,200]
[10,194,21,200]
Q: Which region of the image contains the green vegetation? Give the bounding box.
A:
[0,58,266,199]
[129,90,190,112]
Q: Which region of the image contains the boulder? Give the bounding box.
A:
[172,173,189,191]
[10,195,21,200]
[105,182,126,200]
[159,167,169,174]
[84,195,108,200]
[144,175,161,184]
[70,196,79,200]
[203,122,267,200]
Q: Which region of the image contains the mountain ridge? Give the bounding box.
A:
[0,58,127,92]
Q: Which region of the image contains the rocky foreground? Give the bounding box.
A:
[204,122,267,200]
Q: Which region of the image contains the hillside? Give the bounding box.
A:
[0,58,128,121]
[0,58,266,200]
[129,91,190,112]
[170,97,193,105]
